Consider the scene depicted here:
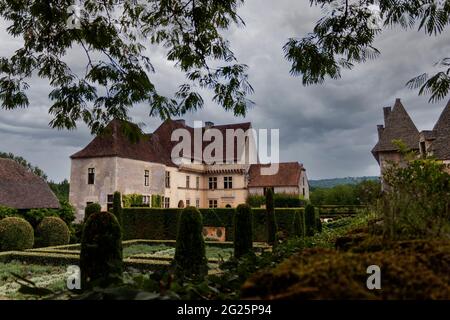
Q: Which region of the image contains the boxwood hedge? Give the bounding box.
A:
[123,207,308,242]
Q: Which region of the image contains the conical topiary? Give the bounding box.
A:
[305,204,316,236]
[80,211,123,289]
[265,188,277,245]
[112,191,123,227]
[234,204,253,258]
[292,209,305,238]
[173,206,208,281]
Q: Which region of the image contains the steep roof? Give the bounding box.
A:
[372,99,419,162]
[0,159,60,209]
[429,100,450,160]
[248,162,304,188]
[71,119,252,166]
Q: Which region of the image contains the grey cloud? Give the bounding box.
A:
[1,0,450,181]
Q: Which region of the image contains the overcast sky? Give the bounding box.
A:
[1,0,450,182]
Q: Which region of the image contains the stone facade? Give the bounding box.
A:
[69,119,310,220]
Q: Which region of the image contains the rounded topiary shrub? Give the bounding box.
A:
[234,204,253,258]
[80,211,123,289]
[36,217,70,247]
[174,206,208,281]
[0,217,34,251]
[84,203,101,222]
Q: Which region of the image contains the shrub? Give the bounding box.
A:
[234,204,253,258]
[0,206,17,219]
[316,216,323,233]
[84,203,101,222]
[246,195,265,208]
[0,217,34,251]
[382,145,450,239]
[58,200,76,225]
[305,204,316,236]
[22,208,57,228]
[112,191,123,227]
[36,217,70,247]
[80,212,123,289]
[265,188,277,245]
[274,193,305,208]
[151,194,162,208]
[292,210,305,238]
[173,207,208,281]
[122,194,143,207]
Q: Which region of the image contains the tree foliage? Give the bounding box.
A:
[310,180,381,206]
[0,0,253,134]
[286,0,450,102]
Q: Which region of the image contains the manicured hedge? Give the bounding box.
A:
[123,207,308,242]
[317,205,366,216]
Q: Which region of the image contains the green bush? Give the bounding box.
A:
[0,206,17,219]
[22,208,57,228]
[122,194,143,207]
[36,217,70,247]
[305,204,316,236]
[0,217,34,251]
[80,212,123,289]
[151,194,162,208]
[58,200,76,225]
[234,204,253,258]
[173,207,208,281]
[84,203,101,222]
[246,195,266,208]
[265,188,277,245]
[113,191,123,227]
[292,209,305,238]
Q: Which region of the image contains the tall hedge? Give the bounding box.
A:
[233,204,253,258]
[292,209,305,238]
[305,204,316,236]
[84,203,101,222]
[112,191,123,227]
[265,188,277,245]
[122,208,306,242]
[80,212,123,289]
[0,217,34,251]
[173,207,208,281]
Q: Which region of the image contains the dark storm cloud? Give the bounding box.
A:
[1,0,450,181]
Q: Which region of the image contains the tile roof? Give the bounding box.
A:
[372,99,419,162]
[248,162,304,187]
[0,159,60,209]
[428,100,450,160]
[71,119,252,166]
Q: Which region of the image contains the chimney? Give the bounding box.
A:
[205,121,214,128]
[383,107,391,123]
[377,125,384,139]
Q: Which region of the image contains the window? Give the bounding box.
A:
[196,199,200,208]
[224,176,233,189]
[302,188,306,197]
[196,176,200,189]
[208,199,218,208]
[144,170,150,186]
[88,168,95,184]
[208,177,217,190]
[164,197,170,208]
[186,175,190,188]
[107,194,114,212]
[143,195,151,206]
[186,199,190,206]
[165,171,170,188]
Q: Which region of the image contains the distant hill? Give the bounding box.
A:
[309,176,379,189]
